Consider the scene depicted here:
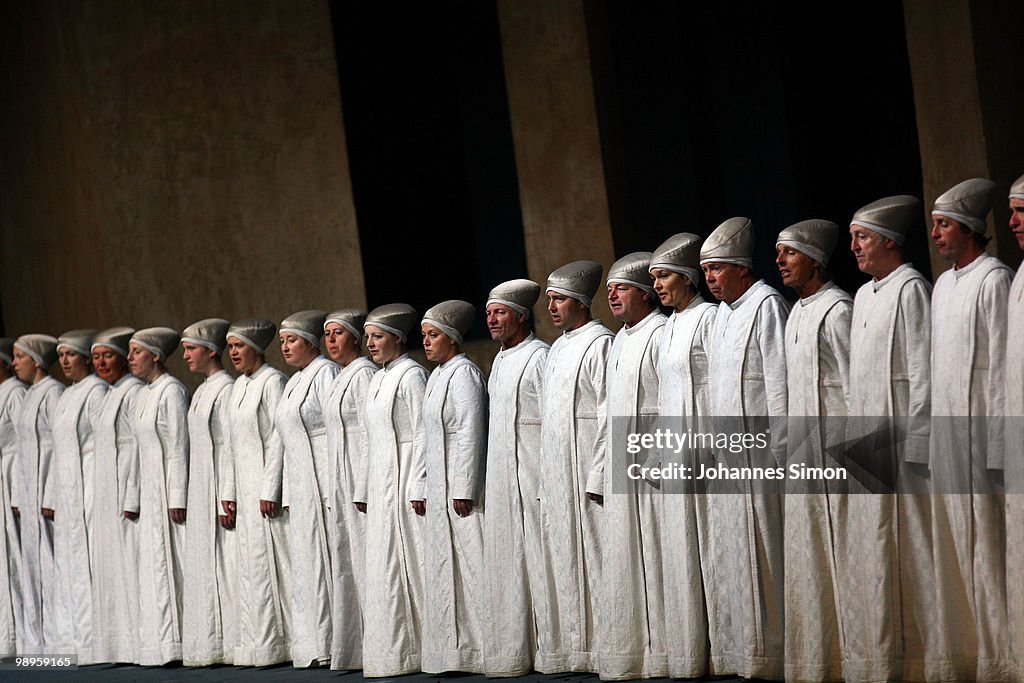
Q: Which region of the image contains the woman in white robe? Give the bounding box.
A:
[273,310,337,667]
[128,327,190,665]
[322,309,376,670]
[360,304,428,677]
[11,335,63,654]
[50,330,107,663]
[0,339,26,657]
[420,300,488,674]
[224,319,291,666]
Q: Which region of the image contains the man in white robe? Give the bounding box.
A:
[701,217,788,680]
[181,319,236,666]
[535,261,612,674]
[599,252,668,680]
[0,339,25,657]
[776,220,852,682]
[482,279,549,677]
[929,178,1011,682]
[845,195,934,682]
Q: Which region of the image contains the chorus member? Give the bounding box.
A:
[1007,174,1024,683]
[0,338,26,657]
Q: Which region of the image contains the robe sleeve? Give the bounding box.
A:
[823,301,853,406]
[349,366,374,506]
[159,383,191,509]
[448,365,488,501]
[211,384,233,504]
[38,385,62,511]
[585,335,613,496]
[981,268,1011,470]
[123,388,142,514]
[756,297,790,466]
[404,368,428,502]
[899,278,932,465]
[260,374,286,503]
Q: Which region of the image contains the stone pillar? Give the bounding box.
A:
[497,0,617,341]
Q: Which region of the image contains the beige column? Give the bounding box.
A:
[497,0,617,341]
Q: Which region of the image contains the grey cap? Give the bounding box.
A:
[14,334,58,369]
[227,319,276,355]
[486,279,540,318]
[92,327,135,358]
[364,303,418,344]
[546,260,603,308]
[0,338,14,366]
[850,195,922,246]
[1010,173,1024,200]
[130,327,181,362]
[932,178,998,234]
[422,300,475,345]
[280,310,327,347]
[700,217,755,268]
[650,232,703,286]
[325,309,367,341]
[57,329,98,358]
[776,219,839,267]
[181,318,230,354]
[607,252,656,297]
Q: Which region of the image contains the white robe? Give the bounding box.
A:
[782,282,852,683]
[421,353,488,673]
[50,373,106,663]
[1006,262,1024,683]
[483,334,549,677]
[134,372,190,664]
[361,353,427,677]
[274,355,337,667]
[90,373,144,663]
[707,279,788,680]
[13,375,63,654]
[657,297,716,678]
[844,263,934,683]
[0,377,26,657]
[600,309,667,680]
[930,252,1011,682]
[324,355,376,670]
[224,363,291,666]
[535,319,613,674]
[183,370,236,666]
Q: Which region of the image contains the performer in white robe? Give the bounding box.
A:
[0,339,26,657]
[224,319,291,666]
[845,195,935,683]
[129,327,189,664]
[419,300,488,674]
[776,220,852,683]
[929,178,1011,682]
[360,304,428,677]
[273,310,337,667]
[700,217,788,680]
[180,319,236,666]
[482,279,549,677]
[535,261,612,674]
[89,327,144,663]
[11,334,63,654]
[322,309,376,670]
[599,253,667,680]
[50,330,107,663]
[649,234,715,677]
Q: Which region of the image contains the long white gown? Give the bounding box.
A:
[361,353,427,677]
[929,252,1011,682]
[706,279,788,680]
[90,374,144,663]
[535,319,613,674]
[50,373,106,663]
[483,334,548,677]
[0,376,26,657]
[324,355,376,670]
[224,363,291,666]
[782,282,851,683]
[657,296,716,677]
[1005,262,1024,683]
[274,355,337,667]
[13,375,63,654]
[421,353,488,674]
[183,369,236,666]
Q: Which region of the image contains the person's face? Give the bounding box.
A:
[775,245,818,290]
[607,283,650,324]
[650,268,691,310]
[421,323,457,364]
[323,323,359,362]
[1010,197,1024,251]
[701,262,749,304]
[12,348,37,383]
[226,337,262,375]
[849,225,893,278]
[931,215,973,263]
[58,348,90,382]
[280,333,318,369]
[128,343,158,379]
[365,325,402,366]
[182,342,217,374]
[486,303,525,345]
[547,292,587,331]
[92,346,127,384]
